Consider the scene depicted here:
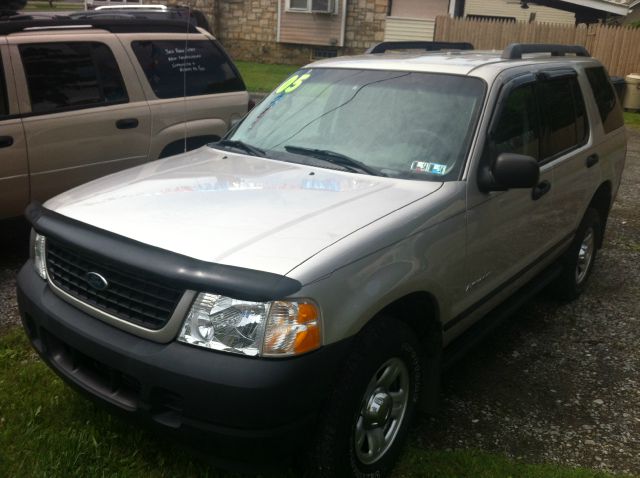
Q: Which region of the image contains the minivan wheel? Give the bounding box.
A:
[551,208,601,301]
[309,317,423,477]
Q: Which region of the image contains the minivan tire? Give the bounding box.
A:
[308,316,423,477]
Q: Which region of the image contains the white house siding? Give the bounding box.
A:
[389,0,450,18]
[464,0,576,25]
[384,17,436,41]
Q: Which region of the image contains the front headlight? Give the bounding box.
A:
[178,293,321,357]
[32,231,47,280]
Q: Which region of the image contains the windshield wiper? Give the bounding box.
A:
[284,145,384,176]
[214,139,265,157]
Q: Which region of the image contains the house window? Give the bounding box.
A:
[286,0,336,13]
[289,0,309,9]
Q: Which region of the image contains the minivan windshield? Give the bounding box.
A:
[225,68,485,181]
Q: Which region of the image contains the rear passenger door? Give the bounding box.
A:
[9,36,151,202]
[552,66,625,234]
[536,71,592,239]
[0,41,29,219]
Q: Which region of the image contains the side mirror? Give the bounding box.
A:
[478,153,539,192]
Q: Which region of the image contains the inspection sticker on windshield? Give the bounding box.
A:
[411,161,448,175]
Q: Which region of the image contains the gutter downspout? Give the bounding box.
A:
[277,0,282,42]
[340,0,347,47]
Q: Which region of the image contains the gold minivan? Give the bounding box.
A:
[0,18,249,219]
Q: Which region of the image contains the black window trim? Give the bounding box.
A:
[535,70,590,166]
[19,41,129,117]
[0,49,10,119]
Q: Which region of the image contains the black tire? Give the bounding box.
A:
[551,208,602,301]
[308,316,424,477]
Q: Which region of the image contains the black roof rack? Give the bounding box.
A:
[68,8,211,33]
[366,41,474,54]
[502,43,590,60]
[0,18,199,36]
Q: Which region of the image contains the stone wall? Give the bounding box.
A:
[343,0,387,51]
[171,0,388,64]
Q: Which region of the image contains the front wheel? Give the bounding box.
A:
[309,317,424,477]
[551,208,602,300]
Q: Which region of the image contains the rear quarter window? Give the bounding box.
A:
[585,66,624,134]
[131,40,245,99]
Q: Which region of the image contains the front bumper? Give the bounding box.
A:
[17,262,351,447]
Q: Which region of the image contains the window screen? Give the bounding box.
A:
[131,40,245,99]
[537,78,580,159]
[491,84,539,161]
[586,66,624,134]
[20,42,128,114]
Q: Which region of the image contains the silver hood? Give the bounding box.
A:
[45,148,442,276]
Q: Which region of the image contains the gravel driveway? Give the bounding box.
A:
[1,128,638,474]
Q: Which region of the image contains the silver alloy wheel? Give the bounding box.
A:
[354,357,410,465]
[576,226,595,285]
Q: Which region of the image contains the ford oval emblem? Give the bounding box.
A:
[86,272,109,291]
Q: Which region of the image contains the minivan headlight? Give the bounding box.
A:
[31,231,47,280]
[178,293,321,357]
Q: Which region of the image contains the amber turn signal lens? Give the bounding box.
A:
[262,301,321,356]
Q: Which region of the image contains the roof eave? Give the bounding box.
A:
[558,0,630,16]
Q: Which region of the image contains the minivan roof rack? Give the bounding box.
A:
[366,41,474,54]
[0,18,199,35]
[502,43,590,60]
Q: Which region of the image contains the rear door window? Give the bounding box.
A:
[537,76,587,160]
[20,42,128,114]
[585,66,624,134]
[131,40,245,99]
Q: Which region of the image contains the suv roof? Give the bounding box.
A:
[309,42,598,77]
[0,17,199,35]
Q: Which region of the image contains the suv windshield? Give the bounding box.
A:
[227,68,485,181]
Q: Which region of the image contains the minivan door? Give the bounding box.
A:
[0,41,29,219]
[8,35,151,202]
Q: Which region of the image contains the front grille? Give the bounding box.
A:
[46,239,183,330]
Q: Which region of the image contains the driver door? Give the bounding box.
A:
[454,76,557,332]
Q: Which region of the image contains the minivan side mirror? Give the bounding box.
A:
[478,153,540,192]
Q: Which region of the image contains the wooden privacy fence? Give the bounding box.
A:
[434,16,640,77]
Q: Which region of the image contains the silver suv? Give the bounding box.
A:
[17,42,627,477]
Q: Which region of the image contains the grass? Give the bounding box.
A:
[0,326,622,477]
[624,111,640,129]
[235,61,300,93]
[24,2,84,11]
